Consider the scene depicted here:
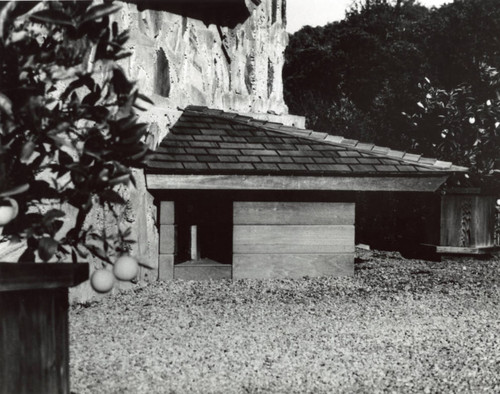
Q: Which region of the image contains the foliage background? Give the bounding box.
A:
[284,0,500,175]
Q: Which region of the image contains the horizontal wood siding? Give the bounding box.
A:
[234,202,354,225]
[233,202,354,280]
[233,254,353,279]
[233,225,355,254]
[174,265,232,281]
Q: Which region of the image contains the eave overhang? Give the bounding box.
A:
[146,174,451,192]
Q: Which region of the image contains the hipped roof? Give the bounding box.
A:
[145,106,466,192]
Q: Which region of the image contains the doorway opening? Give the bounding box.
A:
[175,197,233,265]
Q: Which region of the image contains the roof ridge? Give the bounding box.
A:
[182,106,468,172]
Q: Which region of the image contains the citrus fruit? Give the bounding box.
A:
[113,255,139,281]
[90,269,114,293]
[0,198,18,226]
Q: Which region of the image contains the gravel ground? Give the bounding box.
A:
[69,250,500,393]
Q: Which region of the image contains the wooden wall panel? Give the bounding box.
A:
[174,265,232,281]
[233,254,353,280]
[233,201,355,280]
[440,195,463,246]
[472,196,496,247]
[159,225,177,254]
[0,288,69,394]
[233,225,355,254]
[440,195,496,248]
[158,254,174,281]
[233,202,354,225]
[159,201,175,224]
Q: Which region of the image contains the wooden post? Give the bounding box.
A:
[190,225,200,260]
[158,201,176,280]
[0,263,88,394]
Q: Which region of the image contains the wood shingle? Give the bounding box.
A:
[146,106,469,176]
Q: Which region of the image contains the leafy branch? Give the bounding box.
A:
[0,1,153,264]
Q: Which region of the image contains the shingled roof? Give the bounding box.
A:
[146,106,468,178]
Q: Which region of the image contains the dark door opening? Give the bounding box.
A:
[175,196,233,265]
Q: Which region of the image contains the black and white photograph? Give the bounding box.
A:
[1,0,499,392]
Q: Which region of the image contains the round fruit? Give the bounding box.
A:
[90,269,114,293]
[113,255,139,281]
[0,198,19,226]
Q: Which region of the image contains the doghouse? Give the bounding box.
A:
[145,106,497,280]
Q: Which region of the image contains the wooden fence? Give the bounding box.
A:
[496,207,500,246]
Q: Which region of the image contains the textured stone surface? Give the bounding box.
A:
[113,0,289,123]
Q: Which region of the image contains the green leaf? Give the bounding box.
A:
[20,141,36,164]
[82,91,101,106]
[120,122,148,139]
[129,145,149,161]
[75,246,89,259]
[80,3,122,25]
[113,114,137,130]
[58,150,74,166]
[48,135,73,149]
[108,174,130,186]
[0,2,16,42]
[38,237,59,262]
[86,244,110,262]
[132,102,148,111]
[0,92,12,117]
[18,248,35,264]
[30,9,74,27]
[0,183,29,198]
[71,248,78,263]
[136,93,154,105]
[113,51,132,61]
[121,227,132,238]
[111,67,133,95]
[42,209,66,225]
[121,129,147,145]
[129,173,137,188]
[60,74,95,102]
[99,189,126,205]
[58,244,70,254]
[51,220,64,236]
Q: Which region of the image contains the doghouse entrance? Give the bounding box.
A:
[175,197,233,266]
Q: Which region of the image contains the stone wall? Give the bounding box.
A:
[114,0,290,136]
[72,0,303,302]
[107,0,302,149]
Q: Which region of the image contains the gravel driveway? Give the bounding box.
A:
[70,250,500,393]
